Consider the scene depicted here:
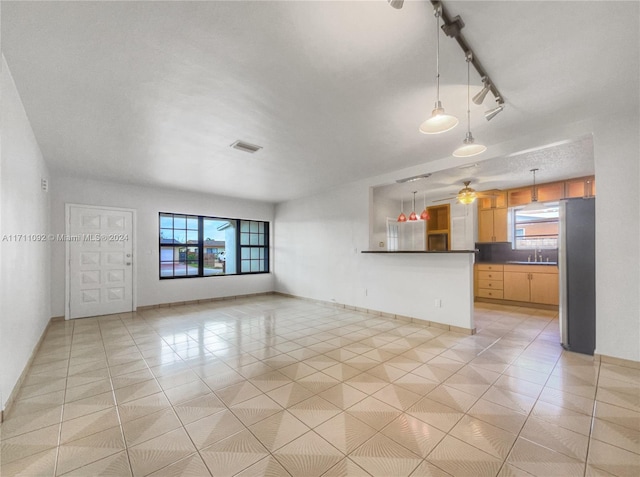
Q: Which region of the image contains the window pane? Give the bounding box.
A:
[258,235,264,246]
[241,221,250,232]
[251,260,261,272]
[240,232,249,245]
[160,262,174,277]
[187,217,198,230]
[160,229,174,244]
[513,204,559,250]
[241,260,250,273]
[174,215,187,229]
[187,262,199,275]
[258,222,264,233]
[251,248,260,259]
[250,234,259,245]
[160,215,173,228]
[173,230,186,244]
[250,222,259,233]
[174,263,187,276]
[241,248,250,259]
[187,230,198,243]
[160,247,174,262]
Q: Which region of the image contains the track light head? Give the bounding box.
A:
[472,78,491,105]
[485,104,504,121]
[387,0,404,9]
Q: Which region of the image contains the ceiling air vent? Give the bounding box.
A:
[230,140,262,154]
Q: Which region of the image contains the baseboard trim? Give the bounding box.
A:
[1,316,56,423]
[136,291,276,311]
[594,353,640,370]
[274,292,476,335]
[475,297,558,311]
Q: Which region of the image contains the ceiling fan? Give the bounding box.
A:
[432,181,499,205]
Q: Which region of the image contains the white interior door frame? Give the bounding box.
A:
[65,203,137,320]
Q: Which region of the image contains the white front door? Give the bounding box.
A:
[67,205,134,319]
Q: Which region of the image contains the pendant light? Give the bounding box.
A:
[419,3,458,135]
[520,168,542,211]
[408,191,418,221]
[420,192,430,220]
[397,198,407,222]
[453,52,487,157]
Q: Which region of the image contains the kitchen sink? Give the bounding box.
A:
[506,260,557,265]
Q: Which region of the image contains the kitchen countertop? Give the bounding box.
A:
[362,250,477,254]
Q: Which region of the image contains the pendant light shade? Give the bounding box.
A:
[420,5,458,135]
[420,103,459,134]
[397,199,407,222]
[408,191,418,221]
[453,52,486,158]
[453,132,487,157]
[420,192,430,220]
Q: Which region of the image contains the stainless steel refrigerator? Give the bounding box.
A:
[559,197,596,355]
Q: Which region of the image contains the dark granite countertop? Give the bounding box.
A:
[478,260,558,266]
[362,250,477,254]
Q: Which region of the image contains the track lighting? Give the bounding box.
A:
[484,103,504,121]
[387,0,404,9]
[472,77,491,105]
[419,3,458,135]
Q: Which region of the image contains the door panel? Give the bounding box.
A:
[530,272,559,305]
[503,271,530,302]
[68,206,134,319]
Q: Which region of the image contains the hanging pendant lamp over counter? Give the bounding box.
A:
[453,52,487,158]
[419,3,458,135]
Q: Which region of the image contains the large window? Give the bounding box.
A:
[512,204,559,250]
[160,213,269,279]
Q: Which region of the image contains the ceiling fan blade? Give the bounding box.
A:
[431,197,457,203]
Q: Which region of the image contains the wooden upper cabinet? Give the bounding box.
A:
[537,182,564,202]
[565,176,596,198]
[478,207,508,243]
[507,187,532,207]
[493,208,508,242]
[477,191,507,210]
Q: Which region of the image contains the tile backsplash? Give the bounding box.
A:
[476,242,558,263]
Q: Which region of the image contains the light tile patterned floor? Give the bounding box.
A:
[2,296,639,476]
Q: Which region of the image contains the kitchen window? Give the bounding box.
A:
[159,213,269,279]
[511,204,559,250]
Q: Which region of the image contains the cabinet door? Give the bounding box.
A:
[493,208,508,242]
[478,209,495,242]
[530,272,559,305]
[537,182,564,202]
[503,272,530,302]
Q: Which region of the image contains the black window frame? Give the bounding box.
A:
[159,212,269,279]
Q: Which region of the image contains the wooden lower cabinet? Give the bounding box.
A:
[503,264,559,306]
[475,264,504,300]
[503,271,530,302]
[530,272,559,305]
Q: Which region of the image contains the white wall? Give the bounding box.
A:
[593,115,640,362]
[275,179,474,329]
[50,176,275,316]
[1,58,51,410]
[276,114,640,363]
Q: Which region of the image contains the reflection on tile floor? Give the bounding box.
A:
[2,296,639,476]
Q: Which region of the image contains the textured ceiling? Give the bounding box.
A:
[375,134,595,202]
[2,1,638,203]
